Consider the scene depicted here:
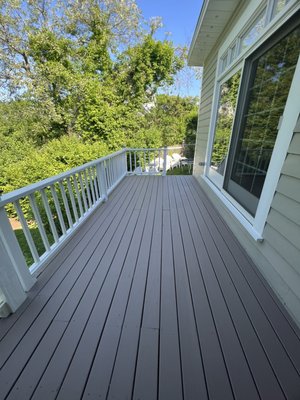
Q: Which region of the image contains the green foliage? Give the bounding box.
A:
[1,136,109,194]
[0,0,184,141]
[167,165,192,175]
[211,71,241,168]
[0,0,197,213]
[117,36,183,103]
[184,110,198,159]
[143,94,198,147]
[14,227,54,267]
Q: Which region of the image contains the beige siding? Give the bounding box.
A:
[193,50,218,177]
[289,132,300,154]
[271,192,300,225]
[261,125,300,321]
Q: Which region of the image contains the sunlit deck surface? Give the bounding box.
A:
[1,176,300,400]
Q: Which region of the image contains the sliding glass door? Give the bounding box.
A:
[224,23,300,215]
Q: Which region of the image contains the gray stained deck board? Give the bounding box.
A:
[1,176,300,400]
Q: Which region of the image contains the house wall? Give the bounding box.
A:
[193,2,300,326]
[193,49,218,177]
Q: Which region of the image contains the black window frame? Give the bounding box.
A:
[223,9,300,216]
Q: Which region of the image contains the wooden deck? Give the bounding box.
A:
[1,176,300,400]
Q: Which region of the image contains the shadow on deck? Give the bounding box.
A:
[0,176,300,400]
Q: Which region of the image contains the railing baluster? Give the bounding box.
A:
[134,151,137,171]
[78,173,88,212]
[87,168,96,204]
[116,155,119,178]
[144,150,146,174]
[159,149,161,173]
[66,178,79,223]
[58,181,73,229]
[117,154,121,177]
[112,157,116,183]
[14,200,40,264]
[103,161,108,190]
[123,150,127,175]
[28,193,50,252]
[163,147,167,176]
[83,170,92,208]
[129,151,132,173]
[148,150,150,175]
[40,189,59,243]
[50,185,67,235]
[73,174,84,217]
[139,152,141,173]
[96,161,108,201]
[109,159,113,186]
[91,167,101,201]
[95,166,101,199]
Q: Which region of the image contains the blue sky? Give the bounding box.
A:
[136,0,204,97]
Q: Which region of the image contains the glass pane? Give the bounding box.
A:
[272,0,289,19]
[210,70,241,175]
[222,52,228,71]
[240,10,266,52]
[230,43,237,63]
[230,26,300,206]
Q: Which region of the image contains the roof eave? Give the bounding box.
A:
[188,0,241,66]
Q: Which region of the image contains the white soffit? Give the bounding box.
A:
[188,0,241,66]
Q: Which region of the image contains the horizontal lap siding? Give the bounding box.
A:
[193,50,218,177]
[263,127,300,322]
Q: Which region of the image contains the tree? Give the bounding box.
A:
[143,94,198,146]
[0,0,184,144]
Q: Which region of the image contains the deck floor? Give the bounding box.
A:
[1,176,300,400]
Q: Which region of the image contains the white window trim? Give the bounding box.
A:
[219,0,267,73]
[218,0,298,76]
[253,54,300,234]
[204,61,244,185]
[202,175,262,241]
[203,1,300,241]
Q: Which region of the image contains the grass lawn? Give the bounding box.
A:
[14,227,53,267]
[167,165,192,175]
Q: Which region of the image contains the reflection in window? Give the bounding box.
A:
[272,0,290,19]
[240,10,266,52]
[229,43,237,64]
[230,26,300,203]
[222,52,228,71]
[210,70,241,175]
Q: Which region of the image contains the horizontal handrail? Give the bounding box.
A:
[0,149,126,207]
[126,146,189,152]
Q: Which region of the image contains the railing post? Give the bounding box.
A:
[97,161,108,202]
[0,207,36,314]
[162,147,167,176]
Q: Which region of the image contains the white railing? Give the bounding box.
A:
[0,149,127,315]
[0,145,195,316]
[126,146,191,175]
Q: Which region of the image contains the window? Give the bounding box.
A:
[271,0,291,19]
[225,23,300,215]
[240,10,266,53]
[229,42,237,64]
[222,52,229,71]
[219,0,294,75]
[209,71,241,178]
